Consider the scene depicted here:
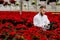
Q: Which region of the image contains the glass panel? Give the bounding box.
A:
[0,0,59,12]
[46,0,56,12]
[56,0,60,12]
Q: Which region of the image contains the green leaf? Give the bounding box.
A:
[4,36,9,40]
[8,25,12,28]
[20,36,25,40]
[56,2,60,5]
[14,28,17,31]
[32,36,40,40]
[12,38,17,40]
[32,2,36,5]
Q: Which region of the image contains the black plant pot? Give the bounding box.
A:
[7,19,17,26]
[32,36,40,40]
[0,35,5,39]
[10,1,16,4]
[26,23,33,28]
[48,22,58,30]
[25,0,29,1]
[32,2,36,5]
[7,35,15,40]
[15,28,26,30]
[40,0,46,1]
[0,1,4,4]
[2,19,7,24]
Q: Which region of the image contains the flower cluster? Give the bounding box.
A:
[0,11,60,40]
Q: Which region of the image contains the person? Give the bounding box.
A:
[33,6,50,30]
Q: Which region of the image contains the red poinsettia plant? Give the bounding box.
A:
[0,12,60,40]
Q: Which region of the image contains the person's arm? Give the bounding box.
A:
[44,16,50,29]
[45,16,50,25]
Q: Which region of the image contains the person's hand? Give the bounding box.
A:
[44,24,50,29]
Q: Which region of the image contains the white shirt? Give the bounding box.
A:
[33,13,50,29]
